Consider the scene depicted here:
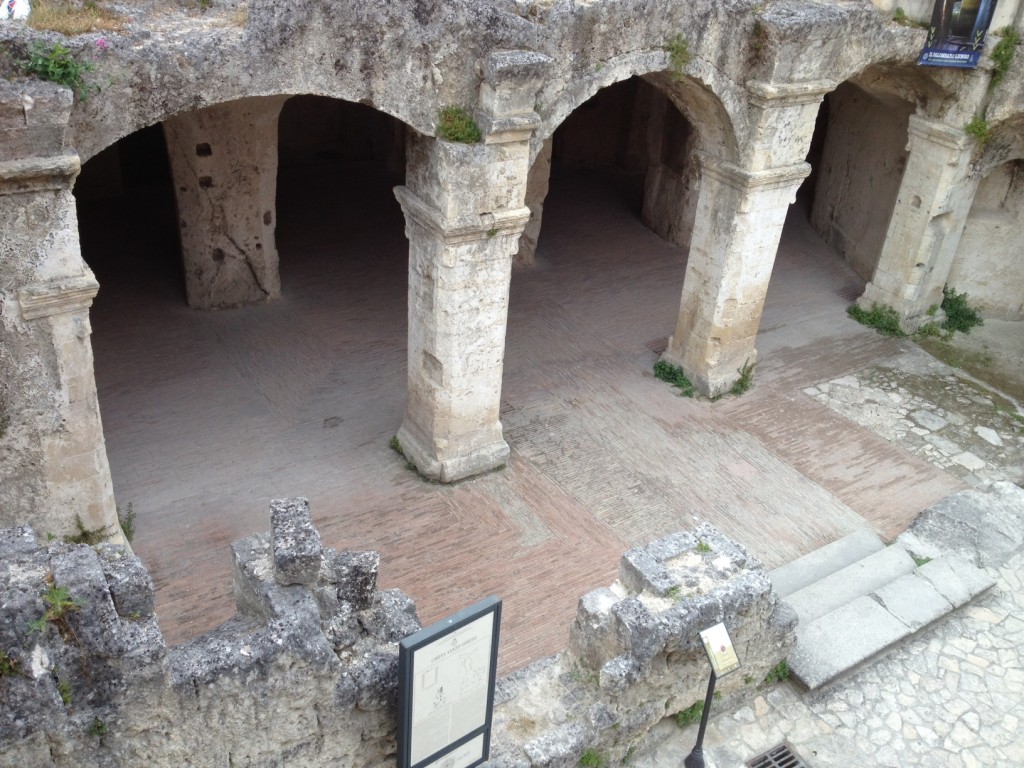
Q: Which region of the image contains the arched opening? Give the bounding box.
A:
[74,96,411,645]
[948,159,1024,320]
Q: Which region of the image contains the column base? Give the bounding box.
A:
[661,337,757,399]
[396,424,510,483]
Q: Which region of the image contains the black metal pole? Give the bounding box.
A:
[683,671,717,768]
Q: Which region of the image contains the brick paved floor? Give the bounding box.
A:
[80,163,964,674]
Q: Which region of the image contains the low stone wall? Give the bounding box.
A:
[0,502,794,767]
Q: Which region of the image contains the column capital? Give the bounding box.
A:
[697,152,811,193]
[746,79,836,108]
[907,114,972,152]
[478,50,551,144]
[394,185,530,245]
[0,153,80,196]
[18,273,99,321]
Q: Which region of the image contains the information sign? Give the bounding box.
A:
[398,597,501,768]
[698,622,740,677]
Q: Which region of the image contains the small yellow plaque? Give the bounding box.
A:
[698,622,740,677]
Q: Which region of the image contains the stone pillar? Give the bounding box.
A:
[662,81,827,396]
[859,115,978,328]
[163,96,287,310]
[0,82,120,541]
[394,51,550,482]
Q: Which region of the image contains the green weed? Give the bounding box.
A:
[22,42,97,100]
[29,580,81,640]
[762,660,790,685]
[88,717,108,737]
[579,748,605,768]
[675,700,704,727]
[117,502,135,544]
[58,677,72,706]
[964,115,991,148]
[913,555,933,567]
[990,28,1020,90]
[665,35,691,79]
[654,360,695,397]
[940,285,983,335]
[730,360,756,396]
[695,541,711,554]
[847,303,906,337]
[437,106,482,144]
[67,514,111,546]
[0,648,21,678]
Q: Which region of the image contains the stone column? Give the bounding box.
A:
[859,115,978,328]
[0,82,120,541]
[163,96,287,310]
[662,81,827,396]
[394,52,550,482]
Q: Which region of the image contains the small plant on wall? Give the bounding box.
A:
[664,35,691,80]
[21,42,97,100]
[437,106,482,144]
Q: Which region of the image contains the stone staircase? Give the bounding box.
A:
[770,528,995,690]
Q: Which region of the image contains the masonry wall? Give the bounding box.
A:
[0,502,794,768]
[947,160,1024,319]
[810,82,912,282]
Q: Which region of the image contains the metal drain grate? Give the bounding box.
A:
[745,742,810,768]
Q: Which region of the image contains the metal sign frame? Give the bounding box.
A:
[397,596,501,768]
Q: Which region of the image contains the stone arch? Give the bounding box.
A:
[803,63,952,283]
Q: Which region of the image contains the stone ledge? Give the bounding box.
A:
[18,274,100,321]
[0,153,80,195]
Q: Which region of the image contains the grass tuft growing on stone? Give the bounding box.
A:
[654,360,695,397]
[28,0,124,36]
[437,106,482,144]
[674,700,704,727]
[990,27,1020,90]
[665,35,691,79]
[579,748,605,768]
[762,659,790,685]
[964,115,991,148]
[730,360,756,396]
[847,303,906,337]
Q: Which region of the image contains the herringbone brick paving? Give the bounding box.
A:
[80,164,964,675]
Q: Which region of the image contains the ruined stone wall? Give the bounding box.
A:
[948,160,1024,319]
[810,82,912,282]
[0,502,793,768]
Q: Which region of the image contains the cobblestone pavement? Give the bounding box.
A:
[636,551,1024,768]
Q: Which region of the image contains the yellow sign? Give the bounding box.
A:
[698,622,740,677]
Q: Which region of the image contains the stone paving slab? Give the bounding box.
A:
[872,571,952,632]
[784,544,916,625]
[768,527,884,598]
[789,596,910,690]
[918,556,996,608]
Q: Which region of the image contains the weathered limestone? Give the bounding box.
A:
[0,505,795,768]
[0,81,119,542]
[662,82,827,396]
[516,137,551,266]
[859,114,980,328]
[163,96,287,309]
[395,52,548,481]
[947,160,1024,319]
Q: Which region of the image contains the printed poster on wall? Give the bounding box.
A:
[918,0,1001,68]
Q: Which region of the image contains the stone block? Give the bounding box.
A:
[358,588,420,643]
[0,526,37,558]
[270,497,322,586]
[612,598,665,664]
[325,549,380,610]
[619,547,673,595]
[49,543,124,657]
[871,572,952,631]
[568,587,619,669]
[784,544,917,624]
[523,723,589,768]
[917,556,995,608]
[769,528,885,598]
[95,542,156,620]
[789,597,910,690]
[350,646,400,711]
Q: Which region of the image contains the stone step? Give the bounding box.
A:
[784,543,917,625]
[788,555,995,690]
[769,528,885,598]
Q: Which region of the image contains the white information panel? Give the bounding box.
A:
[698,621,740,677]
[398,597,501,768]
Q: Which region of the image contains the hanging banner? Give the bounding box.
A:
[918,0,1001,68]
